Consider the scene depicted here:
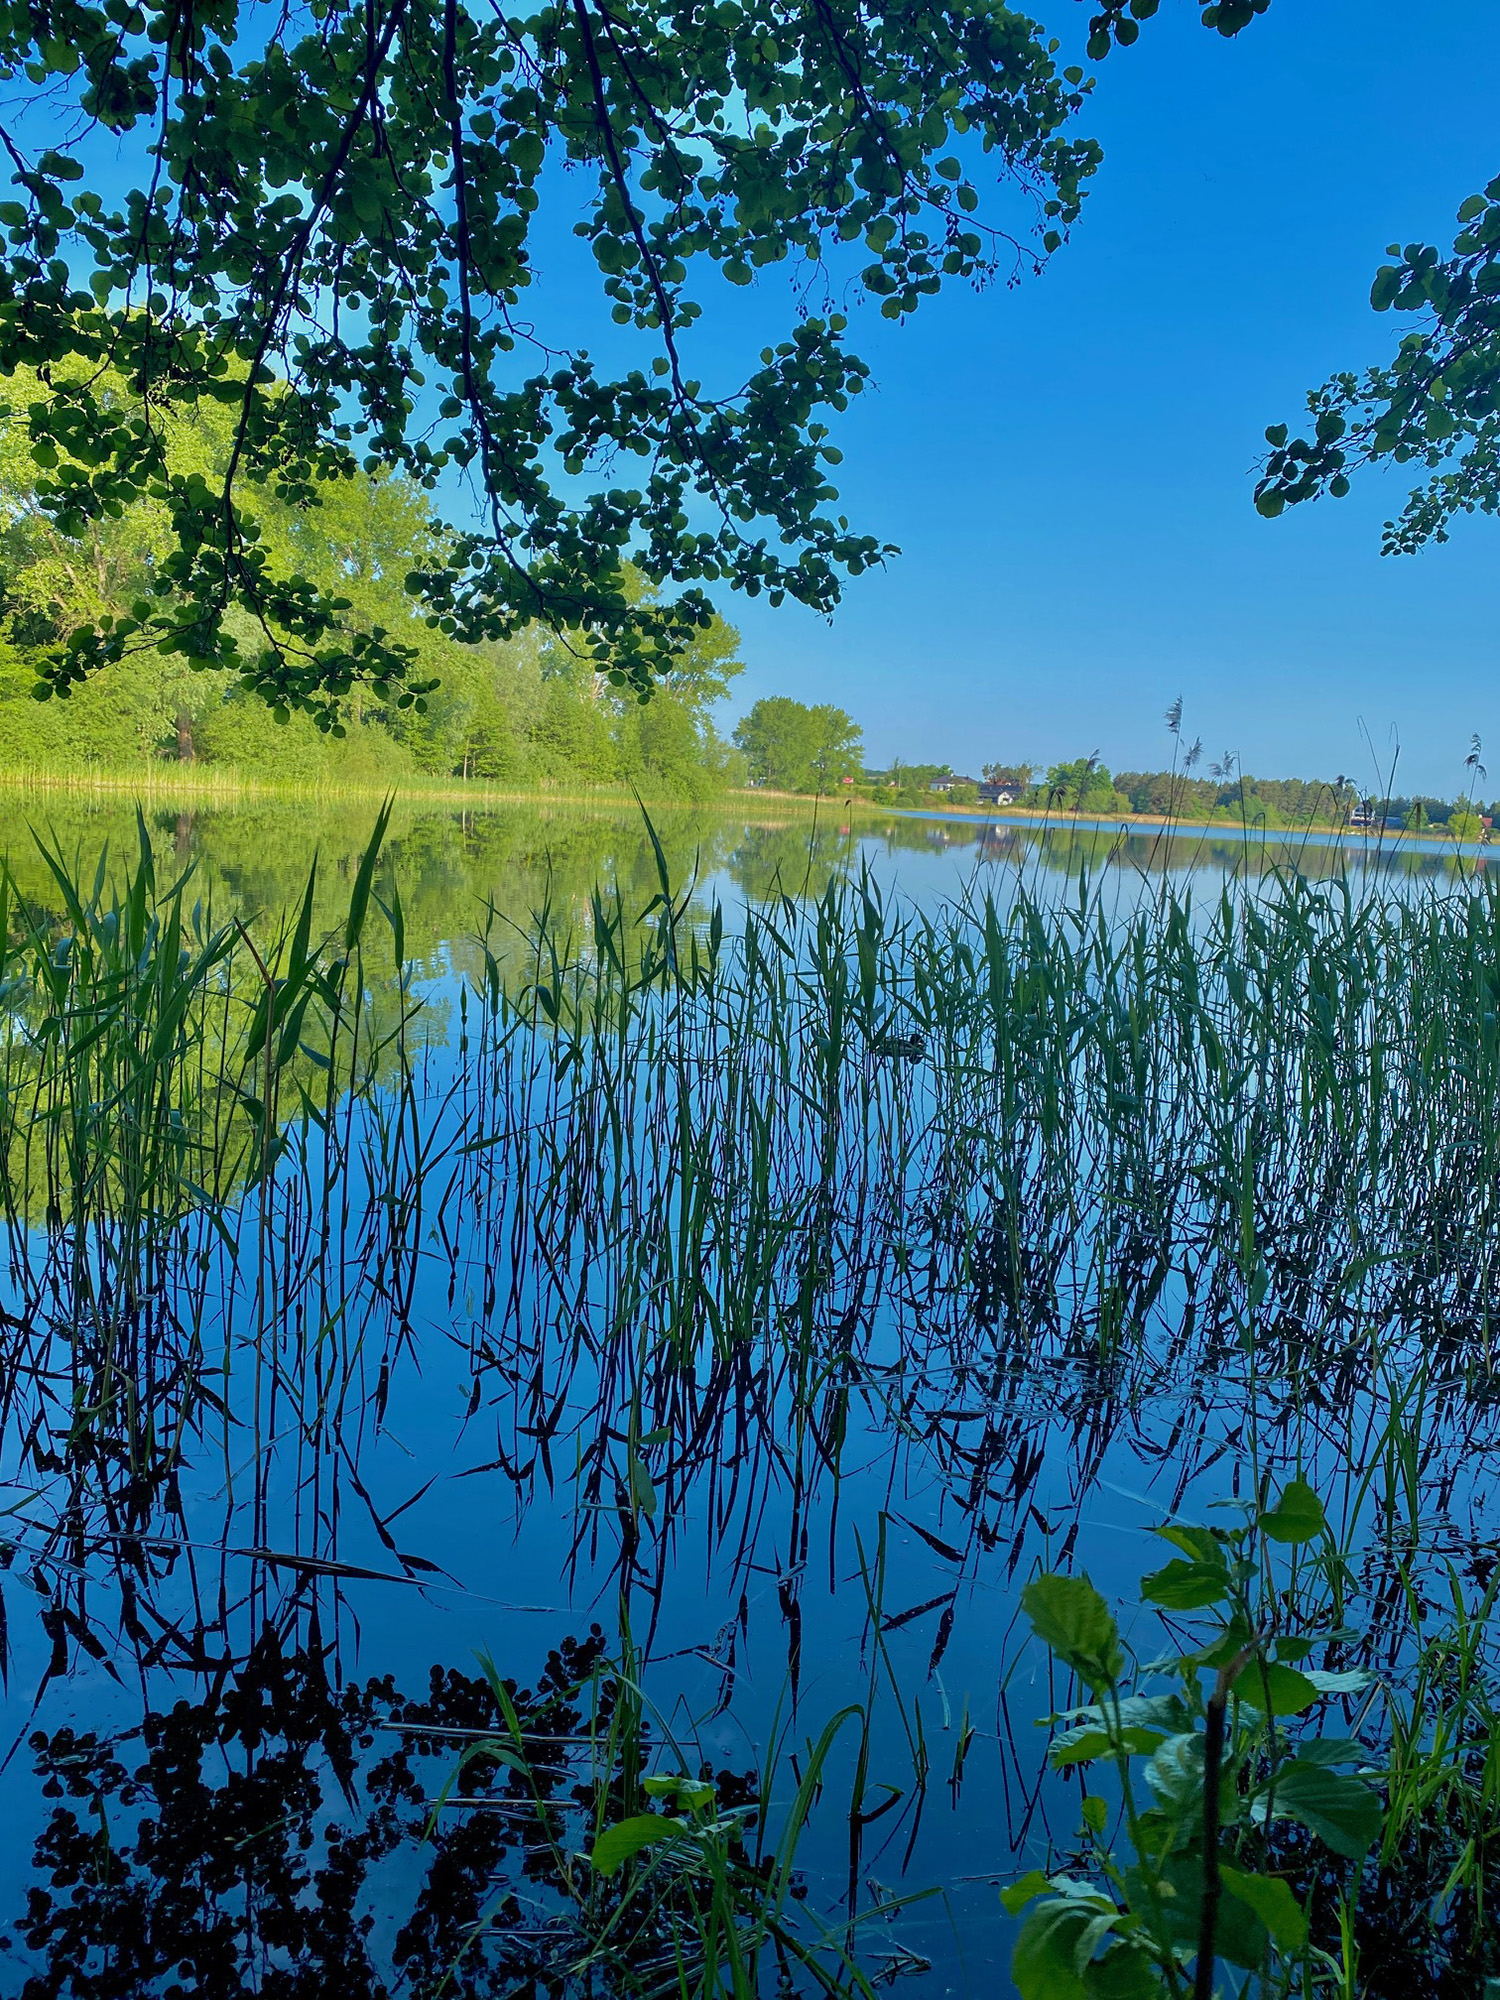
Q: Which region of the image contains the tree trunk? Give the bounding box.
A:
[175,709,196,762]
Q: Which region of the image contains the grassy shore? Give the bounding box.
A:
[0,762,889,818]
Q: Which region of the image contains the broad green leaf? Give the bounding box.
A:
[1220,1864,1307,1949]
[1254,1759,1382,1859]
[1144,1734,1243,1830]
[1149,1853,1267,1968]
[1050,1725,1165,1769]
[1052,1695,1190,1734]
[1084,1943,1162,1998]
[589,1813,684,1876]
[1286,1736,1368,1767]
[1141,1557,1229,1610]
[1259,1478,1325,1545]
[1154,1523,1224,1564]
[1022,1574,1124,1692]
[1232,1660,1321,1716]
[1143,1733,1207,1815]
[1001,1868,1059,1916]
[1012,1895,1114,2000]
[1194,1615,1257,1669]
[1302,1668,1373,1697]
[643,1773,715,1808]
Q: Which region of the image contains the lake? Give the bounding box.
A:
[0,791,1494,1997]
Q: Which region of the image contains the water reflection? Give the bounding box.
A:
[6,1623,622,1997]
[2,793,1487,949]
[1,794,1499,1992]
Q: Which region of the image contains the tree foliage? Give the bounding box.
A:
[1082,1,1500,554]
[0,0,1098,720]
[733,695,861,791]
[1256,179,1500,551]
[0,384,745,792]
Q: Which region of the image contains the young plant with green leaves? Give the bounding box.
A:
[1007,1480,1384,1998]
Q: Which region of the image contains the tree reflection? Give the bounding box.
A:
[6,1624,614,1999]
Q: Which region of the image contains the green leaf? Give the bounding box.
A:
[1154,1523,1223,1563]
[1141,1557,1229,1610]
[1050,1725,1165,1769]
[1220,1864,1307,1950]
[643,1773,714,1808]
[1143,1732,1208,1815]
[1302,1668,1373,1697]
[1232,1660,1321,1716]
[1258,1478,1325,1545]
[1255,1759,1382,1859]
[1012,1894,1115,2000]
[1022,1574,1123,1692]
[1150,1853,1266,1969]
[628,1451,657,1521]
[1287,1736,1368,1767]
[1084,1944,1163,1998]
[1002,1868,1062,1916]
[589,1813,685,1876]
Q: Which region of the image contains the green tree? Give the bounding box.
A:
[0,0,1098,721]
[0,382,748,795]
[806,704,864,791]
[733,697,861,793]
[1044,755,1126,814]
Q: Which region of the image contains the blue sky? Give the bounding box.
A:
[711,1,1498,793]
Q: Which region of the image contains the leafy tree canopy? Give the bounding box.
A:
[1255,179,1500,551]
[1082,0,1500,553]
[0,377,746,792]
[734,694,861,791]
[0,0,1099,722]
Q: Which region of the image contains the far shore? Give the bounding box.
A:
[0,765,1485,847]
[884,799,1490,848]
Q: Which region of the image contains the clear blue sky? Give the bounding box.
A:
[712,2,1498,794]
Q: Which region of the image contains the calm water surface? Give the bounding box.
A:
[0,793,1493,1997]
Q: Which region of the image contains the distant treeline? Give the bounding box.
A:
[861,755,1495,834]
[0,370,745,800]
[2,378,1486,828]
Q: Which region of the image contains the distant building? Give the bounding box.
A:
[930,774,982,794]
[978,783,1017,806]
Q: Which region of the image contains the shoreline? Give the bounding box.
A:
[0,766,1483,850]
[883,800,1488,849]
[0,767,884,819]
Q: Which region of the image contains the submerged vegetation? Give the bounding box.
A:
[0,806,1499,1992]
